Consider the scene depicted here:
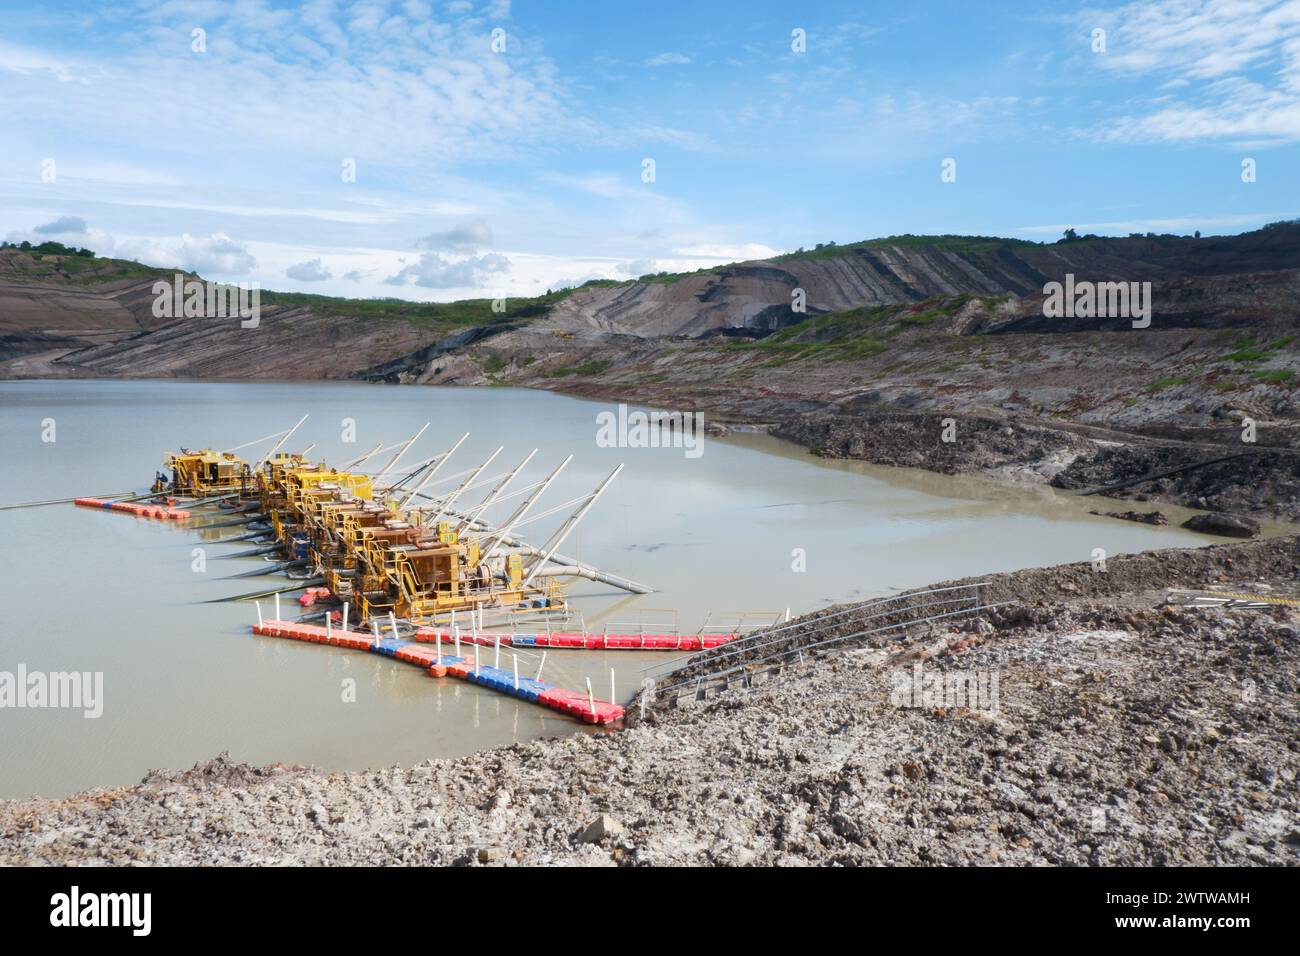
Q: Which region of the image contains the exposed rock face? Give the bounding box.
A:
[1054,447,1300,521]
[53,307,439,380]
[1090,510,1169,525]
[0,252,469,380]
[545,230,1300,338]
[6,225,1300,378]
[1182,513,1261,538]
[773,412,1093,478]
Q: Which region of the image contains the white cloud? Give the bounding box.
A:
[414,219,494,252]
[544,172,679,207]
[1087,0,1300,144]
[5,216,114,253]
[0,39,100,83]
[34,215,87,235]
[125,233,258,276]
[384,251,511,288]
[646,52,690,67]
[181,234,256,275]
[671,242,782,260]
[1092,0,1300,79]
[617,258,659,276]
[286,257,333,281]
[0,4,582,170]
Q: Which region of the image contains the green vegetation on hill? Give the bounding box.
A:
[636,266,715,284]
[0,239,96,258]
[6,221,1298,329]
[772,234,1040,264]
[0,245,604,330]
[259,284,604,331]
[718,293,993,366]
[1224,335,1296,364]
[0,244,178,286]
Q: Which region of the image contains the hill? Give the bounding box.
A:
[3,225,1297,521]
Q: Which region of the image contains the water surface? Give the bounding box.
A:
[0,379,1234,798]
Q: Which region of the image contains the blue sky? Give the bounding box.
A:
[2,0,1298,300]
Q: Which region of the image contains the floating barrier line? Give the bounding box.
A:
[412,626,737,652]
[74,497,191,520]
[1,490,136,511]
[252,619,623,724]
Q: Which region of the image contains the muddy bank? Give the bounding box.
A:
[1050,443,1300,522]
[771,411,1094,480]
[2,536,1294,866]
[761,409,1300,524]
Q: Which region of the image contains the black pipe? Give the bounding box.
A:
[220,559,308,580]
[205,577,326,603]
[217,544,284,559]
[202,530,270,544]
[1078,452,1252,496]
[201,514,266,529]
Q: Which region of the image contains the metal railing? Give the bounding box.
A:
[695,609,785,637]
[641,583,999,703]
[600,608,680,637]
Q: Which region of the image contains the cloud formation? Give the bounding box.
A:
[175,233,256,276]
[286,258,332,281]
[384,251,511,289]
[34,216,88,235]
[0,2,581,169]
[1089,0,1300,144]
[6,216,111,254]
[646,52,690,66]
[415,219,494,252]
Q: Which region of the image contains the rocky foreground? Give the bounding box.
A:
[2,536,1295,866]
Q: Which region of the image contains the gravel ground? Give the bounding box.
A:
[1,537,1296,866]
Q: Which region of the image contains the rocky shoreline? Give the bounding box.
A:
[742,408,1300,526]
[3,535,1295,866]
[566,391,1300,526]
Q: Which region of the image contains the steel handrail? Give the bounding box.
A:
[642,583,988,678]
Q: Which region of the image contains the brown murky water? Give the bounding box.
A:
[0,379,1234,798]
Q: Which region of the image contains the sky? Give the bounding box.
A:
[1,0,1298,301]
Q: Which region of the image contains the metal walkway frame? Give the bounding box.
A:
[641,582,1006,705]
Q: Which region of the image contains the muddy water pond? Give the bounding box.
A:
[0,379,1237,798]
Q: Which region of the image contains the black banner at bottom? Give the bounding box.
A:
[0,865,1280,940]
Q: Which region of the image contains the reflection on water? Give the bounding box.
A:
[0,379,1256,798]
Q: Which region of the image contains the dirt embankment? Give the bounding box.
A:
[772,411,1095,480]
[762,410,1300,522]
[1049,444,1300,518]
[1,536,1295,866]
